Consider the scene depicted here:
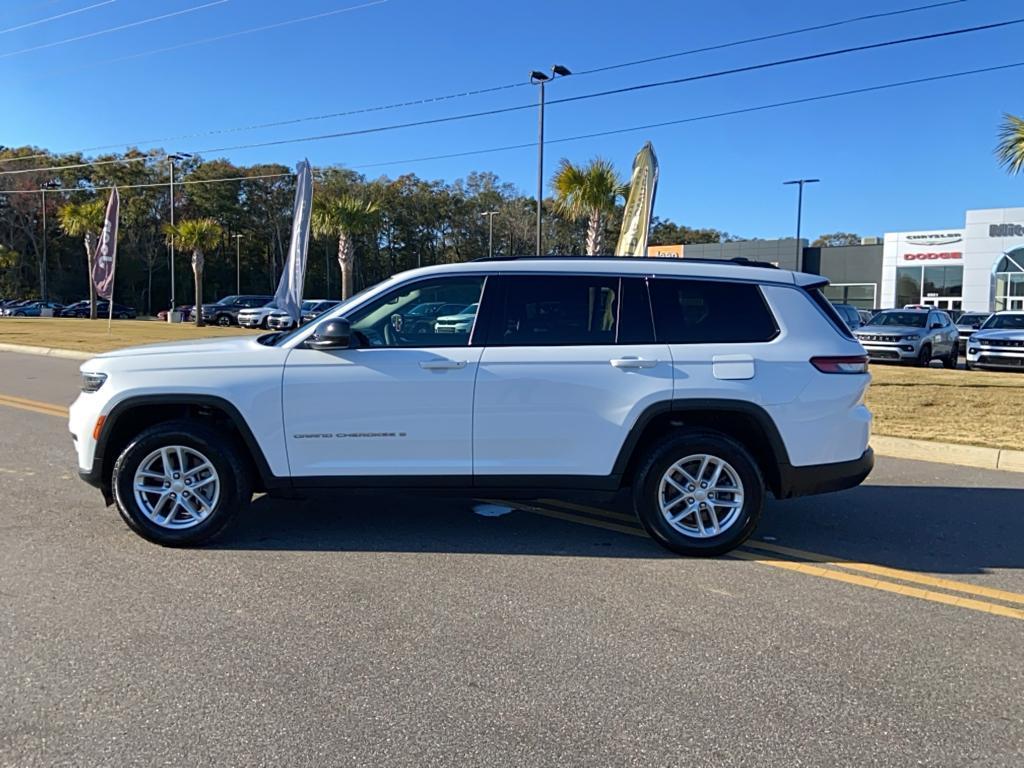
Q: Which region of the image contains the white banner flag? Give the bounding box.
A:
[615,142,659,257]
[274,159,313,322]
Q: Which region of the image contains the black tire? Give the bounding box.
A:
[117,313,129,320]
[966,361,976,371]
[916,343,932,367]
[259,317,270,329]
[943,344,958,370]
[215,313,233,327]
[632,430,765,557]
[111,420,252,546]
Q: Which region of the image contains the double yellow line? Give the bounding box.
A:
[499,498,1024,622]
[0,393,68,419]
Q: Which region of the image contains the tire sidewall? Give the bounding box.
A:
[917,344,932,367]
[112,422,248,546]
[634,432,764,557]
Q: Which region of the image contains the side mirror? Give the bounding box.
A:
[307,318,351,350]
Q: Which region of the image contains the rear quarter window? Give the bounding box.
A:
[804,287,855,339]
[649,278,779,344]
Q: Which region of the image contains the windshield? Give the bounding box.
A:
[958,314,989,326]
[982,314,1024,330]
[300,300,318,311]
[214,295,239,305]
[269,281,390,346]
[871,311,928,328]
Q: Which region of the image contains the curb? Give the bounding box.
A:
[872,435,1024,474]
[1,340,1022,474]
[0,342,93,361]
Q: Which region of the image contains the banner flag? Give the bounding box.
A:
[615,142,659,257]
[93,187,119,300]
[274,159,313,322]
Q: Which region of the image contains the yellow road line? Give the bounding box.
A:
[730,550,1024,621]
[536,498,639,524]
[0,394,67,418]
[744,540,1024,607]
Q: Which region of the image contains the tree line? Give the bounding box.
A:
[0,145,739,315]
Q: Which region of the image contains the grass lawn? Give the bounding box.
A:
[1,318,1022,450]
[866,363,1024,451]
[0,317,259,353]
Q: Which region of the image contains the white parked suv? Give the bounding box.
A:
[69,257,874,556]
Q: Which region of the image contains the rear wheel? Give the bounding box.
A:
[916,343,932,367]
[632,431,764,557]
[112,420,251,546]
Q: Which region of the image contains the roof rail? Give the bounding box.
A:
[470,254,780,269]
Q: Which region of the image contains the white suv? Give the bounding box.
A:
[69,257,873,556]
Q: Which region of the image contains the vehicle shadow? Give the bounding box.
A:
[213,484,1024,574]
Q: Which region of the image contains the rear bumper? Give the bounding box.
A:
[776,448,874,499]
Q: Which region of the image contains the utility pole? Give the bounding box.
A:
[167,152,192,314]
[530,64,571,255]
[481,210,500,258]
[39,180,60,301]
[233,233,244,294]
[783,178,819,271]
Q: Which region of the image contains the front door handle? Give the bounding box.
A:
[610,357,658,369]
[419,360,467,370]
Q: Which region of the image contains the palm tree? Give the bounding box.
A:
[996,113,1024,175]
[58,198,106,319]
[311,194,380,299]
[551,157,629,255]
[163,218,223,326]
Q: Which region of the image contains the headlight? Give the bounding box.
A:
[903,335,920,341]
[81,372,107,393]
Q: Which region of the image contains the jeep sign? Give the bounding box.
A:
[989,223,1024,237]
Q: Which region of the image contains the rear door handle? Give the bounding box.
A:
[610,357,658,369]
[419,360,467,370]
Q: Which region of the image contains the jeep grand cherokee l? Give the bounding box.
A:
[69,257,873,557]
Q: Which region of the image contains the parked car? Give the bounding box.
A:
[965,311,1024,371]
[8,300,65,317]
[61,301,137,319]
[1,299,37,316]
[157,305,194,322]
[830,303,865,331]
[195,295,274,327]
[955,312,991,355]
[396,301,466,334]
[236,300,280,329]
[266,300,339,331]
[857,309,875,325]
[434,302,479,334]
[69,256,873,555]
[854,308,958,367]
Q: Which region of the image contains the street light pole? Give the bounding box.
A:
[481,210,500,258]
[167,152,192,314]
[233,233,244,294]
[783,178,819,271]
[530,65,571,256]
[39,181,60,301]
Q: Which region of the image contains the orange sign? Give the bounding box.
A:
[646,244,684,258]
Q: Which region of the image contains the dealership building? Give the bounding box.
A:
[648,206,1024,312]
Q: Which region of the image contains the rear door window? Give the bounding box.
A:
[488,275,620,346]
[649,278,778,344]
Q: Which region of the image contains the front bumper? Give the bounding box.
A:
[237,316,262,328]
[966,345,1024,370]
[776,448,875,499]
[858,341,920,362]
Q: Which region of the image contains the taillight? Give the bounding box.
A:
[810,355,869,374]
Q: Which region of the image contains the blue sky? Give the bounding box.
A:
[5,0,1024,240]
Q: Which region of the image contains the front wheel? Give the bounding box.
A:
[112,420,252,546]
[632,431,764,557]
[215,314,233,327]
[916,343,932,367]
[943,344,958,369]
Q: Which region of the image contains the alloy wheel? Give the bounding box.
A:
[133,445,221,530]
[658,454,745,538]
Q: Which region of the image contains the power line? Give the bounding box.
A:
[0,0,230,60]
[32,0,388,78]
[3,14,1018,176]
[0,0,116,35]
[5,0,970,162]
[3,60,1020,194]
[0,171,293,195]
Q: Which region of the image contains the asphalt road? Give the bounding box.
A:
[0,350,1021,767]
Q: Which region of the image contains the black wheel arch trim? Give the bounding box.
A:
[90,394,286,492]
